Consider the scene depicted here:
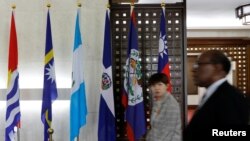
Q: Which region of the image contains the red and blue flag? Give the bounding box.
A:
[122,5,146,141]
[158,7,172,92]
[5,11,21,141]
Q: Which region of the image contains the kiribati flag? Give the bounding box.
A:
[122,5,146,141]
[98,9,116,141]
[158,7,172,92]
[5,11,21,141]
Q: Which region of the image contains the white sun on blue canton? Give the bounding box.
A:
[46,63,56,83]
[159,33,168,58]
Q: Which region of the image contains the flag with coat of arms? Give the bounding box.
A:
[98,8,116,141]
[70,10,88,141]
[122,5,146,141]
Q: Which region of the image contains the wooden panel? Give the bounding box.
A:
[187,56,198,95]
[248,46,250,96]
[187,38,250,95]
[188,38,250,46]
[111,4,186,140]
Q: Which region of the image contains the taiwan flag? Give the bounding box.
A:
[158,7,172,93]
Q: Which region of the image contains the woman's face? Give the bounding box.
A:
[150,82,167,100]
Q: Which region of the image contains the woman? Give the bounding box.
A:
[146,73,181,141]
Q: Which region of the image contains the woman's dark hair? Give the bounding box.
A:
[148,73,169,86]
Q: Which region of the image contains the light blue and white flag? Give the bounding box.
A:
[70,10,88,141]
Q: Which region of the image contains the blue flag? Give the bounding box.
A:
[41,10,58,141]
[122,5,146,141]
[70,10,88,141]
[5,11,21,141]
[158,7,172,92]
[98,9,116,141]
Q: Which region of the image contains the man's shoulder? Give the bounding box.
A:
[215,81,244,97]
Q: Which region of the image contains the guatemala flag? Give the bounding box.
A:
[70,10,88,141]
[5,11,21,141]
[122,5,146,141]
[158,6,172,92]
[41,9,58,141]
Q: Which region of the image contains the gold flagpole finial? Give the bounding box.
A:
[161,2,165,7]
[77,0,82,7]
[77,2,82,7]
[131,0,135,6]
[48,128,54,141]
[47,3,51,8]
[106,3,110,9]
[11,4,16,9]
[46,0,51,8]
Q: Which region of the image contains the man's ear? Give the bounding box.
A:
[215,64,226,74]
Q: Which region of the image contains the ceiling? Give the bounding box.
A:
[137,0,250,29]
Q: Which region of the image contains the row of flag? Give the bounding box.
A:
[5,9,88,141]
[5,4,171,141]
[98,5,171,141]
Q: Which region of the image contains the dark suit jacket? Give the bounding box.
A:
[184,81,249,141]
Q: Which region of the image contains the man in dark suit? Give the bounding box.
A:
[184,50,249,141]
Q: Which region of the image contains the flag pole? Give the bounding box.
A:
[17,122,21,141]
[161,2,165,7]
[10,3,21,141]
[131,0,134,5]
[17,129,20,141]
[11,4,21,141]
[48,128,54,141]
[75,0,81,139]
[46,3,54,141]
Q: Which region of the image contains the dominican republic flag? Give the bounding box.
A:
[5,11,21,141]
[41,9,58,141]
[122,5,146,141]
[158,7,172,92]
[70,10,88,141]
[98,9,116,141]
